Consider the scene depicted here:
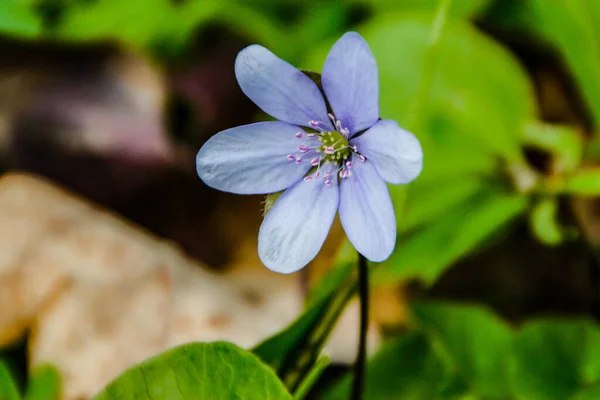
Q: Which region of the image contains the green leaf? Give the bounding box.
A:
[570,384,600,400]
[361,0,493,20]
[24,364,60,400]
[412,301,514,398]
[0,361,20,400]
[377,191,528,285]
[562,168,600,196]
[529,198,564,246]
[54,0,222,51]
[291,356,329,400]
[416,111,498,184]
[253,268,356,391]
[93,342,291,400]
[398,178,487,234]
[324,331,464,400]
[360,13,535,161]
[510,319,600,400]
[520,0,600,129]
[0,0,42,38]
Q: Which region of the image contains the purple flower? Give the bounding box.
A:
[196,32,423,273]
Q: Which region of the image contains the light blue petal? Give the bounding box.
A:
[235,45,332,129]
[322,32,379,136]
[196,122,312,194]
[258,169,339,274]
[339,160,396,262]
[350,119,423,184]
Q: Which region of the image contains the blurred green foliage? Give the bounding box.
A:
[327,302,600,400]
[0,363,60,400]
[4,0,600,398]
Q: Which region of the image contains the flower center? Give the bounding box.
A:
[284,114,366,186]
[318,131,352,164]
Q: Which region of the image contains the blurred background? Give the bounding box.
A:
[2,0,600,399]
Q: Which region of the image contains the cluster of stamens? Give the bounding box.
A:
[285,113,366,186]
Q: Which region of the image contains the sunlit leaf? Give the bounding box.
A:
[93,342,291,400]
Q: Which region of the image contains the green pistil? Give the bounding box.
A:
[318,131,351,164]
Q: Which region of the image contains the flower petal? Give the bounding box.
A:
[258,171,339,274]
[235,45,332,129]
[196,122,312,194]
[322,32,379,136]
[350,119,423,184]
[339,160,395,262]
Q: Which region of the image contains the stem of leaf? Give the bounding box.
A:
[292,356,330,400]
[350,253,369,400]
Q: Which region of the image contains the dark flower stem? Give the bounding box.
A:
[351,253,369,400]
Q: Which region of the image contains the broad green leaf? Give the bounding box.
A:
[415,111,498,184]
[361,13,535,161]
[377,191,528,285]
[412,302,514,398]
[510,319,600,400]
[94,342,291,400]
[0,361,20,400]
[521,0,600,129]
[325,331,464,400]
[24,364,60,400]
[0,0,42,38]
